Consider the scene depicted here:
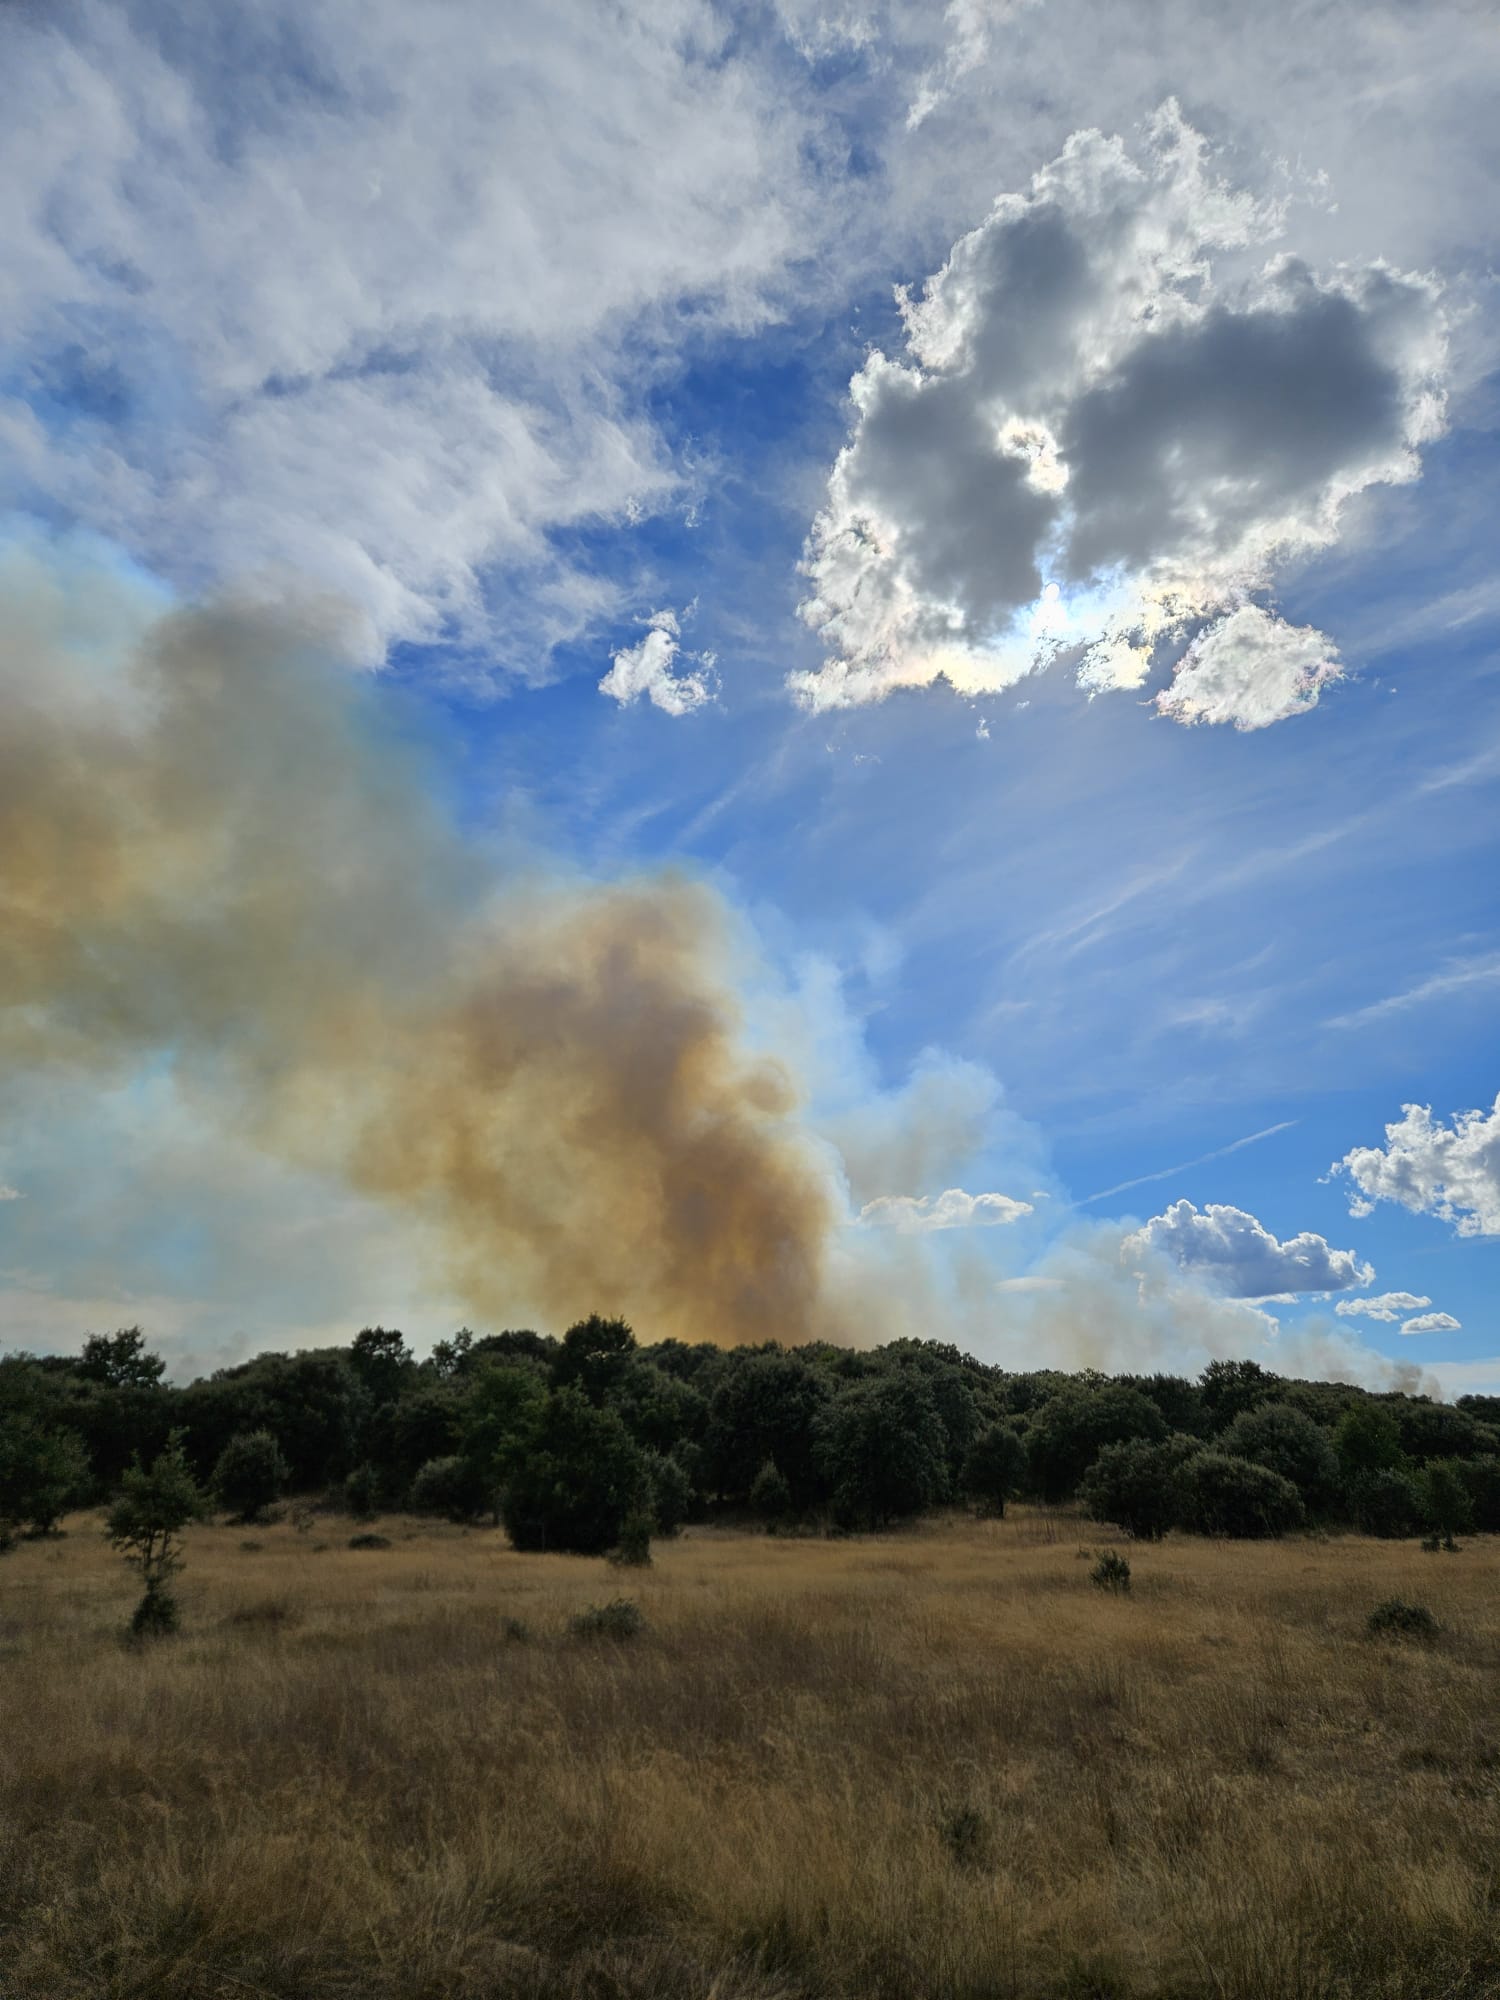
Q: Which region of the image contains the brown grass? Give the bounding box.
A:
[4,1512,1500,1999]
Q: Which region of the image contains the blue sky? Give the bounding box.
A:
[0,0,1495,1387]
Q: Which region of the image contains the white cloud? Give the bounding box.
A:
[0,1,817,666]
[1335,1291,1431,1323]
[1154,605,1341,731]
[1124,1198,1374,1298]
[0,1184,20,1201]
[1326,953,1500,1031]
[598,610,716,717]
[1401,1311,1461,1335]
[789,106,1446,721]
[1334,1095,1500,1237]
[860,1186,1034,1231]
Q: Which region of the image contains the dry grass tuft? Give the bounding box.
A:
[3,1512,1500,1998]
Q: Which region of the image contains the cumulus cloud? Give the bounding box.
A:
[0,1,817,666]
[1334,1095,1500,1236]
[859,1187,1034,1231]
[1335,1291,1432,1323]
[1402,1311,1461,1335]
[790,105,1446,723]
[598,611,716,716]
[1124,1198,1374,1298]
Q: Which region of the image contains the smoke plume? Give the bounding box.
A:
[0,542,842,1345]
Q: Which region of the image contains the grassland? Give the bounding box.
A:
[3,1512,1499,2000]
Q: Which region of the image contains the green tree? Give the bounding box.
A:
[409,1454,492,1522]
[1199,1359,1282,1431]
[551,1314,637,1403]
[645,1448,692,1536]
[1026,1385,1167,1503]
[747,1455,793,1526]
[0,1418,89,1540]
[1421,1459,1474,1540]
[212,1429,289,1524]
[960,1422,1027,1517]
[501,1387,649,1554]
[705,1351,831,1509]
[1080,1434,1204,1541]
[78,1326,165,1390]
[349,1326,413,1407]
[1221,1403,1341,1514]
[106,1434,203,1635]
[816,1373,948,1531]
[1173,1451,1303,1538]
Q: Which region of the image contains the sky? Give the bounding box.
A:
[0,0,1496,1389]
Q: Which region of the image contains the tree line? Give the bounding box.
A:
[4,1319,1500,1557]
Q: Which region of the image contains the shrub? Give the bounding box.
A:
[0,1418,89,1538]
[1368,1597,1438,1642]
[1090,1550,1131,1592]
[568,1597,644,1641]
[502,1387,650,1555]
[106,1434,202,1638]
[609,1511,654,1568]
[1027,1384,1168,1503]
[1173,1451,1304,1538]
[212,1429,289,1525]
[960,1422,1027,1517]
[344,1463,380,1519]
[938,1802,992,1868]
[748,1456,793,1527]
[817,1372,949,1530]
[645,1449,692,1537]
[500,1615,530,1643]
[408,1453,491,1523]
[1080,1434,1201,1540]
[1348,1466,1426,1538]
[348,1531,392,1550]
[1220,1402,1341,1514]
[1420,1459,1474,1541]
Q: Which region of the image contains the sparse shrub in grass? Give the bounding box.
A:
[106,1432,202,1640]
[608,1511,653,1567]
[748,1456,793,1529]
[938,1802,992,1868]
[1056,1953,1133,1999]
[344,1462,380,1519]
[212,1429,289,1525]
[348,1531,392,1550]
[500,1615,530,1643]
[568,1597,644,1641]
[1368,1597,1438,1641]
[1091,1549,1131,1592]
[238,1539,264,1553]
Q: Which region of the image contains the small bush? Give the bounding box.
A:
[129,1581,179,1638]
[348,1532,392,1550]
[1090,1550,1131,1592]
[939,1802,992,1868]
[500,1615,531,1643]
[1368,1597,1438,1642]
[238,1540,264,1553]
[212,1429,289,1525]
[608,1511,653,1568]
[344,1463,380,1519]
[568,1597,644,1641]
[408,1454,491,1523]
[748,1456,793,1528]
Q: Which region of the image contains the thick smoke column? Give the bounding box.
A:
[0,545,841,1344]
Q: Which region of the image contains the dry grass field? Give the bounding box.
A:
[3,1511,1500,2000]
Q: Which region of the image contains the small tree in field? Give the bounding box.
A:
[107,1434,202,1637]
[213,1429,289,1524]
[961,1422,1027,1518]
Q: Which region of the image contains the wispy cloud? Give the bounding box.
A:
[1080,1122,1297,1206]
[1325,952,1500,1030]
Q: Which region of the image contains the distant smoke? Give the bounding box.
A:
[0,541,842,1345]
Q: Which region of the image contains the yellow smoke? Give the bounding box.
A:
[0,547,841,1344]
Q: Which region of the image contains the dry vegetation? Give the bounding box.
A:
[4,1513,1500,2000]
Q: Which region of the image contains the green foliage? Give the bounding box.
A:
[817,1371,948,1530]
[78,1327,165,1390]
[1420,1459,1474,1539]
[568,1597,644,1641]
[1348,1466,1425,1538]
[551,1314,636,1403]
[0,1415,88,1536]
[408,1453,492,1522]
[706,1353,831,1509]
[1200,1359,1282,1430]
[1080,1433,1202,1540]
[106,1434,202,1634]
[1220,1402,1341,1513]
[1027,1384,1167,1503]
[348,1532,392,1550]
[460,1358,548,1500]
[1335,1401,1405,1481]
[645,1449,692,1536]
[502,1386,649,1555]
[212,1428,289,1524]
[1368,1597,1438,1641]
[960,1421,1027,1517]
[748,1455,793,1526]
[1090,1550,1131,1592]
[1173,1451,1304,1538]
[344,1462,380,1519]
[349,1326,413,1406]
[609,1511,654,1567]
